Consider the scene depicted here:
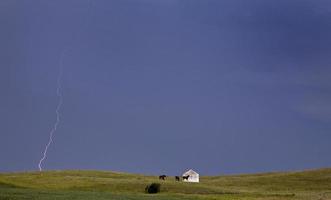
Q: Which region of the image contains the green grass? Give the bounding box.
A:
[0,168,331,200]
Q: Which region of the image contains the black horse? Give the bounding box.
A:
[159,175,166,180]
[175,176,180,181]
[182,175,190,181]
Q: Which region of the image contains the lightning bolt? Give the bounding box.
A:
[38,51,65,171]
[37,0,92,171]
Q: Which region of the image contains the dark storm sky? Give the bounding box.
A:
[1,0,331,175]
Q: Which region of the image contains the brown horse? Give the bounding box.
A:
[182,175,190,180]
[175,176,180,181]
[159,175,166,180]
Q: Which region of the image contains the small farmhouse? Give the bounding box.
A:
[183,169,199,183]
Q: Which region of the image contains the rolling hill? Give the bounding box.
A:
[0,168,331,200]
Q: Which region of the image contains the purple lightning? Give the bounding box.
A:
[38,51,65,171]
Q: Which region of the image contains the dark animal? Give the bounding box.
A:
[175,176,180,181]
[159,175,166,180]
[182,175,190,181]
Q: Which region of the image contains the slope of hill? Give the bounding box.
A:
[0,168,331,200]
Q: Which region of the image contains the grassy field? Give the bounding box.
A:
[0,168,331,200]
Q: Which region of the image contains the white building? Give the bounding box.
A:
[182,169,199,183]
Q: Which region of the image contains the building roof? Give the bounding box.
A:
[183,169,199,176]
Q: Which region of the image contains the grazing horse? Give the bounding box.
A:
[159,175,166,180]
[175,176,180,181]
[182,175,190,181]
